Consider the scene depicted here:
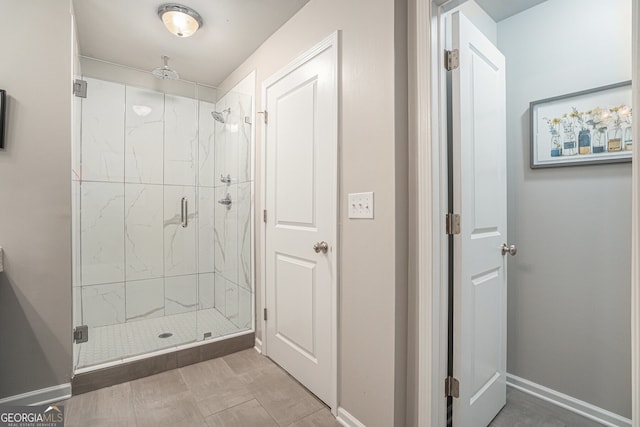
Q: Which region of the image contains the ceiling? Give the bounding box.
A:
[73,0,310,87]
[474,0,547,21]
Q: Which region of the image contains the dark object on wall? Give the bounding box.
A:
[0,90,5,150]
[530,81,632,168]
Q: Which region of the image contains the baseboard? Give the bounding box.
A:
[506,374,631,427]
[0,383,71,406]
[336,407,366,427]
[254,337,262,354]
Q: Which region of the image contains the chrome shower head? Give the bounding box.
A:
[152,55,179,80]
[211,108,231,123]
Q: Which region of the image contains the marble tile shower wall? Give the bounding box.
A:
[212,91,253,330]
[73,77,253,336]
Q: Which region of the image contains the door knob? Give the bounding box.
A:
[313,241,329,254]
[501,243,517,256]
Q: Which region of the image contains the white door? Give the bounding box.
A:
[264,34,338,407]
[451,12,508,427]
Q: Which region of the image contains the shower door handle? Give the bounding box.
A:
[181,197,188,228]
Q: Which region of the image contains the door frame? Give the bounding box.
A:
[410,0,640,426]
[259,31,340,414]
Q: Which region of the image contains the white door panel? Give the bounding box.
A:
[451,12,507,427]
[264,37,337,407]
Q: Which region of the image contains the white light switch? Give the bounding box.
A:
[348,192,374,219]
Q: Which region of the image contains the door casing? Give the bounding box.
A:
[259,31,340,415]
[410,0,640,426]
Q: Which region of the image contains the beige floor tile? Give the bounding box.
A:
[195,377,255,417]
[62,383,135,423]
[205,398,278,427]
[288,408,341,427]
[130,369,190,409]
[67,417,136,427]
[135,395,207,427]
[254,374,324,426]
[223,349,277,375]
[179,357,236,385]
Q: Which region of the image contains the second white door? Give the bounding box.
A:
[264,34,338,407]
[451,11,508,427]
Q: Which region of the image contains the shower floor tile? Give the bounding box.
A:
[76,308,247,369]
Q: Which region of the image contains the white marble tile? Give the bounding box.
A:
[225,280,239,324]
[237,182,252,291]
[164,185,197,277]
[125,86,164,184]
[214,273,226,316]
[73,286,83,327]
[196,309,240,341]
[198,187,216,273]
[165,95,197,186]
[72,91,82,181]
[124,183,163,281]
[237,286,252,329]
[82,282,125,327]
[237,93,253,183]
[81,182,125,285]
[125,278,164,322]
[81,78,125,182]
[165,275,197,315]
[198,273,215,310]
[72,180,81,287]
[198,101,216,187]
[214,185,238,284]
[213,99,227,187]
[223,94,240,184]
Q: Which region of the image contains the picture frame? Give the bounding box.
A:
[530,81,632,168]
[0,89,5,150]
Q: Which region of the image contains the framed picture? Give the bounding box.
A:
[530,81,632,168]
[0,89,5,150]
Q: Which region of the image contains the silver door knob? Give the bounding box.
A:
[501,243,517,256]
[313,241,329,254]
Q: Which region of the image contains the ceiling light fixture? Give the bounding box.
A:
[157,4,203,38]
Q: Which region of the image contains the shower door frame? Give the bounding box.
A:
[71,71,257,376]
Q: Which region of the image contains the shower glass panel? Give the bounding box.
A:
[72,69,253,372]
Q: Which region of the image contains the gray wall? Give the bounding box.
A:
[499,0,632,417]
[216,0,408,425]
[0,0,73,398]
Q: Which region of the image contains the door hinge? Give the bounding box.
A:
[263,308,268,321]
[73,79,87,98]
[263,209,267,223]
[258,111,268,125]
[445,49,460,71]
[445,376,460,398]
[73,325,88,343]
[446,213,461,235]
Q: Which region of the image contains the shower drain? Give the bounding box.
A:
[158,332,173,339]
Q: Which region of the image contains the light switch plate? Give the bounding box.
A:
[348,192,374,219]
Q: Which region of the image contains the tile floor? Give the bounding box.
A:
[76,308,249,369]
[62,348,339,427]
[63,348,605,427]
[489,387,604,427]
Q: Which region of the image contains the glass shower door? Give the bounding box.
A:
[73,77,200,370]
[72,73,254,373]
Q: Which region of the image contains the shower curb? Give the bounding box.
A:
[71,332,254,395]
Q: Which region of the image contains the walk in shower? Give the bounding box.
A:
[71,64,254,372]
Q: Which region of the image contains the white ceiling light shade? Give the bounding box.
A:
[158,4,203,37]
